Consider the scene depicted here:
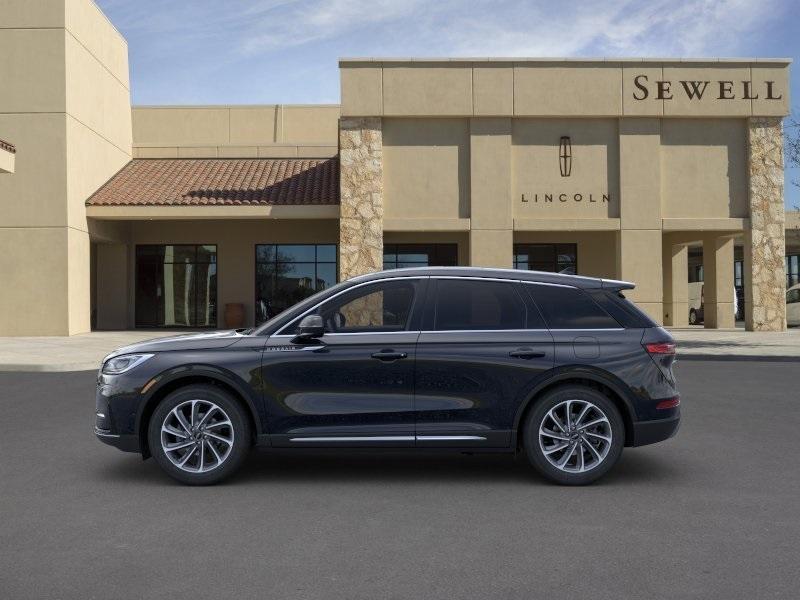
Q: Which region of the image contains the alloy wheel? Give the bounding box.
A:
[160,399,234,473]
[538,399,612,473]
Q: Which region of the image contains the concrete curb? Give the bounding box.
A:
[2,354,798,373]
[0,363,99,373]
[677,354,800,362]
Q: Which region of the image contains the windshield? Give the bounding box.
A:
[251,280,350,336]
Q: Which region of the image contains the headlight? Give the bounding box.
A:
[102,353,154,375]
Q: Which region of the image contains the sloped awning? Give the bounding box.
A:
[86,157,339,207]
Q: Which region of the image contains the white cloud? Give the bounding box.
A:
[231,0,783,58]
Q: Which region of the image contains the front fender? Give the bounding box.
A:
[136,363,265,442]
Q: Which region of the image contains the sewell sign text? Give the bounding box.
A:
[631,75,782,101]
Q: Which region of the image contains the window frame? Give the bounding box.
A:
[383,243,459,270]
[134,243,218,328]
[513,243,578,275]
[254,243,338,325]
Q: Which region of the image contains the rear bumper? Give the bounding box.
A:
[94,427,140,453]
[631,413,680,447]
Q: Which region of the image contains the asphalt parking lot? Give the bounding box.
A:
[1,360,799,599]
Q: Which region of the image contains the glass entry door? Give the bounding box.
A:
[135,245,217,327]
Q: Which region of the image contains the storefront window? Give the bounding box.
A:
[255,244,337,324]
[135,245,217,328]
[513,244,577,275]
[787,254,799,288]
[383,244,458,269]
[734,260,743,288]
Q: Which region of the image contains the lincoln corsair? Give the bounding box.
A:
[95,267,680,485]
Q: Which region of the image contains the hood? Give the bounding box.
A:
[104,330,246,361]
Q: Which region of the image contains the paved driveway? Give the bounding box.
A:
[1,361,798,599]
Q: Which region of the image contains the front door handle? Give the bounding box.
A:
[509,348,546,359]
[371,350,408,361]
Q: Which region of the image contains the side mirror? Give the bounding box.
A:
[293,314,324,342]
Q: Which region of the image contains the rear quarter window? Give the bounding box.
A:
[588,289,657,328]
[525,284,620,329]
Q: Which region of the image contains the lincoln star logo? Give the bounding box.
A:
[559,136,572,177]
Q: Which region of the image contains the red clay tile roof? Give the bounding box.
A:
[86,158,339,206]
[0,138,15,153]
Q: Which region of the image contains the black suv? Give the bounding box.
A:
[95,267,680,485]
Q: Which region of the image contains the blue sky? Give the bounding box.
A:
[96,0,799,208]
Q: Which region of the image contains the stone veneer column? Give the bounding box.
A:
[745,117,786,331]
[339,117,384,281]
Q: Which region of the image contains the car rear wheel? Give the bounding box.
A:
[148,384,251,485]
[523,385,624,485]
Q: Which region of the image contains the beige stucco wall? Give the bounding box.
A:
[131,105,340,158]
[383,118,470,221]
[661,119,748,218]
[0,0,132,335]
[340,59,790,118]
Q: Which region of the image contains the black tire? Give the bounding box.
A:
[523,385,625,485]
[148,384,251,485]
[689,309,697,325]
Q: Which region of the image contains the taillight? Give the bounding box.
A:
[656,396,681,410]
[644,342,676,355]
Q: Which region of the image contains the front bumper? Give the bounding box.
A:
[631,413,680,447]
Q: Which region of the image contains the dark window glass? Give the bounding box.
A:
[288,280,417,334]
[434,280,527,330]
[527,284,619,329]
[135,245,217,328]
[255,244,337,324]
[514,244,577,275]
[588,289,653,328]
[787,255,799,288]
[383,244,458,270]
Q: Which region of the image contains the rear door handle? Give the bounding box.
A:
[371,350,408,361]
[509,348,546,359]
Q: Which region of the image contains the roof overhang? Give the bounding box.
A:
[86,204,339,220]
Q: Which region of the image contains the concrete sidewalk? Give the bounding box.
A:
[0,327,798,372]
[668,327,800,359]
[0,330,182,372]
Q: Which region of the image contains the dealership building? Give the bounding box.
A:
[0,0,797,336]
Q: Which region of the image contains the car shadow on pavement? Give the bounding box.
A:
[96,447,680,488]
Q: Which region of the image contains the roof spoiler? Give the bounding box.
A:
[600,278,635,291]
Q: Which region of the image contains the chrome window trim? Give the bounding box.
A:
[271,274,622,338]
[270,330,417,339]
[273,275,427,337]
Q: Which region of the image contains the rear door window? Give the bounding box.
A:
[433,279,530,330]
[525,284,620,329]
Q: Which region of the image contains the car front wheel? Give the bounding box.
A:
[523,386,624,485]
[148,384,251,485]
